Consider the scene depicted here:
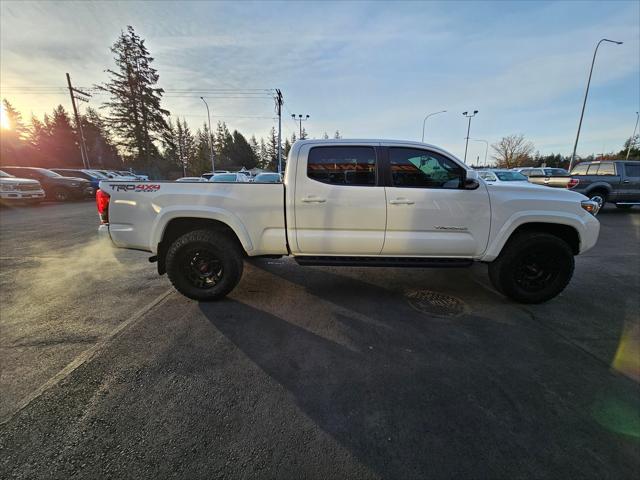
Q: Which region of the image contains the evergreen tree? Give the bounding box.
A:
[49,105,82,166]
[214,121,233,169]
[300,127,308,140]
[193,123,214,175]
[98,25,169,171]
[283,138,292,157]
[81,107,121,168]
[229,130,257,168]
[266,126,279,170]
[322,131,329,139]
[0,100,27,163]
[258,137,268,169]
[249,135,260,165]
[334,130,342,139]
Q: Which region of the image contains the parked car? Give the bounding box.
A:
[210,173,250,183]
[253,172,283,183]
[513,167,576,189]
[1,166,93,201]
[175,177,209,182]
[569,160,640,209]
[477,170,530,184]
[51,168,108,191]
[117,170,149,181]
[94,169,138,181]
[97,139,600,304]
[202,171,229,180]
[0,170,46,205]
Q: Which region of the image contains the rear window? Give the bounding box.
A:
[307,146,376,186]
[571,164,588,175]
[587,164,600,174]
[625,163,640,177]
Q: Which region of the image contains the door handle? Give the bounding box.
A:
[301,196,326,203]
[623,180,630,183]
[389,198,415,205]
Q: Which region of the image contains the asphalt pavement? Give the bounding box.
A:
[0,201,638,479]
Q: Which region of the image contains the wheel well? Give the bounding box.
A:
[156,218,245,274]
[586,187,609,197]
[510,223,580,255]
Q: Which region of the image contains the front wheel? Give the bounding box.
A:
[165,229,244,301]
[52,188,70,202]
[587,191,607,209]
[488,233,574,304]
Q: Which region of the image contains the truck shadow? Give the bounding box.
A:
[197,263,639,479]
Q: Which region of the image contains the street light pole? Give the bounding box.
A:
[421,110,446,142]
[462,110,478,164]
[200,97,215,173]
[569,38,623,171]
[291,114,309,138]
[470,138,488,166]
[626,111,639,161]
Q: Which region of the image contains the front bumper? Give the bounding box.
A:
[0,191,46,201]
[579,213,600,254]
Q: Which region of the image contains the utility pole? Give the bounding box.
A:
[66,73,91,168]
[291,114,310,138]
[275,89,283,174]
[421,110,446,142]
[569,38,623,171]
[462,110,478,164]
[626,111,639,160]
[200,97,215,173]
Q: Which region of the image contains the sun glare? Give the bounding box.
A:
[0,102,10,129]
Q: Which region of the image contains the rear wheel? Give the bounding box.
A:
[488,233,574,304]
[52,188,70,202]
[165,229,244,301]
[587,190,607,209]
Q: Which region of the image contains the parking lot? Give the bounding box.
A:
[0,201,638,479]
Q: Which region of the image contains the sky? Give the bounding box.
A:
[1,0,638,162]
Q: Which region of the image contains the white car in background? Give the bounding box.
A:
[477,169,537,185]
[176,177,209,182]
[94,169,139,181]
[0,169,46,204]
[253,172,283,183]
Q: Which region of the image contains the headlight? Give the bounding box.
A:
[1,184,17,192]
[581,200,600,216]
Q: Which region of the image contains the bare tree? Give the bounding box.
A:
[491,134,535,168]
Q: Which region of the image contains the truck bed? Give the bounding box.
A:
[100,181,287,255]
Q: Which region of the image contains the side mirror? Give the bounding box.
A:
[462,170,480,190]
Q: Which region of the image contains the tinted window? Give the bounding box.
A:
[625,163,640,177]
[307,146,376,186]
[598,163,615,175]
[478,171,497,182]
[390,148,463,189]
[543,168,568,176]
[571,164,588,175]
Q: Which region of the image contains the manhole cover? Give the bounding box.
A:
[404,289,467,318]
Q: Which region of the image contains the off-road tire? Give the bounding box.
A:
[488,232,574,304]
[166,229,244,301]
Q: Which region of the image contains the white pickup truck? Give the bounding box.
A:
[97,139,600,304]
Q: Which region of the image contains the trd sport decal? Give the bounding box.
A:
[109,184,161,192]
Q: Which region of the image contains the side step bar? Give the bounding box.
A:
[294,256,473,268]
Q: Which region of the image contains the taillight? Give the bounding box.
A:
[567,178,579,189]
[96,189,110,224]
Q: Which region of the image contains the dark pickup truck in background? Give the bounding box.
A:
[569,160,640,209]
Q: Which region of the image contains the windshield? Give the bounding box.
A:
[211,174,237,182]
[0,170,13,178]
[37,169,62,178]
[254,173,281,183]
[495,171,528,181]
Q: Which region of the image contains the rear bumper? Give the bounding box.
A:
[97,224,113,245]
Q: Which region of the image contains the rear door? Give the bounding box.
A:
[382,146,491,257]
[620,162,640,202]
[293,143,387,255]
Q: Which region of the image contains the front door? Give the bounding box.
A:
[620,162,640,202]
[293,143,387,255]
[382,146,491,257]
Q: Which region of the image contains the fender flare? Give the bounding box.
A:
[482,211,584,261]
[149,206,254,254]
[583,182,613,196]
